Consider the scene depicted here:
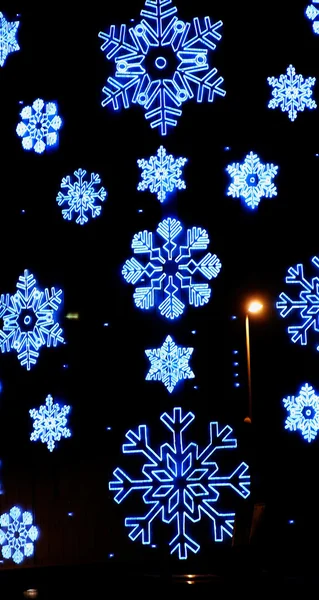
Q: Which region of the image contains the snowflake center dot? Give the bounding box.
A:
[155,56,167,70]
[246,174,259,187]
[14,531,20,539]
[164,259,178,277]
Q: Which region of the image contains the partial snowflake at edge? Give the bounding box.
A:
[267,64,317,122]
[283,383,319,443]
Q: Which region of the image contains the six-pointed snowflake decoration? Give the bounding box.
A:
[0,270,64,370]
[0,12,19,67]
[306,1,319,34]
[137,146,187,203]
[122,217,221,320]
[56,168,107,225]
[30,394,71,452]
[268,65,317,122]
[110,407,250,559]
[145,335,194,393]
[16,98,63,154]
[283,383,319,443]
[277,256,319,351]
[226,151,278,210]
[0,506,39,564]
[99,0,225,135]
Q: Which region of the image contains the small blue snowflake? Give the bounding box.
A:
[56,168,107,225]
[145,335,194,393]
[16,98,63,154]
[122,217,221,320]
[268,64,317,122]
[0,270,64,370]
[0,506,39,565]
[137,146,187,203]
[283,383,319,443]
[226,151,278,210]
[306,2,319,34]
[0,12,19,67]
[30,394,71,452]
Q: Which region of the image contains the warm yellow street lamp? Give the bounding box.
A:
[245,300,264,422]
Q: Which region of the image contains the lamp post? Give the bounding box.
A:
[245,300,263,422]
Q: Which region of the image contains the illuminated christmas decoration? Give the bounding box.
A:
[0,12,19,67]
[226,151,278,210]
[30,394,71,452]
[277,256,319,350]
[16,98,62,154]
[109,407,250,559]
[306,2,319,34]
[137,146,187,203]
[283,383,319,443]
[122,217,221,320]
[0,270,64,370]
[145,335,194,393]
[99,0,225,135]
[268,65,316,122]
[0,506,39,565]
[56,168,107,225]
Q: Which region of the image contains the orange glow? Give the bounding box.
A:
[248,300,263,314]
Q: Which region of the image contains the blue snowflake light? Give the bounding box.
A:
[283,383,319,443]
[98,0,225,135]
[137,146,187,203]
[56,168,107,225]
[0,270,64,370]
[226,151,278,210]
[145,335,194,393]
[277,256,319,350]
[306,2,319,34]
[0,506,39,565]
[109,407,250,559]
[30,394,71,452]
[122,217,221,320]
[16,98,63,154]
[268,65,317,122]
[0,12,19,67]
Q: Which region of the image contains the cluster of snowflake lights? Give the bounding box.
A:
[145,335,194,393]
[0,506,39,565]
[226,151,278,210]
[0,12,19,67]
[276,256,319,351]
[0,270,64,370]
[122,218,221,320]
[56,168,107,225]
[109,407,250,559]
[306,2,319,34]
[137,146,187,203]
[16,98,63,154]
[99,0,225,135]
[29,394,71,452]
[283,383,319,443]
[268,65,317,122]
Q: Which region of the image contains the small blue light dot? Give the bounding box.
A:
[138,209,143,213]
[234,373,239,378]
[19,100,23,105]
[288,519,294,524]
[106,427,112,431]
[225,146,230,151]
[193,386,198,390]
[235,383,240,388]
[233,362,239,367]
[109,553,114,558]
[104,323,109,327]
[191,330,196,335]
[68,512,74,517]
[63,364,68,369]
[231,315,237,320]
[21,209,25,214]
[233,350,238,355]
[151,544,157,548]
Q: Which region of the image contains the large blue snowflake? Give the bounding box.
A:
[268,65,317,122]
[122,217,221,320]
[277,256,319,351]
[0,12,19,67]
[16,98,63,154]
[56,168,107,225]
[0,270,64,370]
[145,335,194,393]
[30,394,71,452]
[98,0,225,135]
[0,506,39,565]
[283,383,319,443]
[306,2,319,34]
[137,146,187,202]
[226,151,278,210]
[110,407,250,559]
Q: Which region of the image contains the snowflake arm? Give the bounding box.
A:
[283,383,319,442]
[268,65,317,122]
[306,2,319,34]
[29,394,71,452]
[0,507,39,564]
[56,168,107,225]
[0,12,19,67]
[145,335,194,393]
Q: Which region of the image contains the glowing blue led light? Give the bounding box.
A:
[268,65,317,122]
[16,98,62,154]
[29,394,71,452]
[109,407,250,559]
[306,2,319,33]
[122,218,221,320]
[283,383,319,443]
[0,507,38,565]
[98,0,225,135]
[226,152,278,210]
[0,271,64,370]
[56,168,107,225]
[0,12,19,67]
[137,146,187,203]
[145,335,194,393]
[277,256,319,350]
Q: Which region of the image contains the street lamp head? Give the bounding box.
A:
[248,300,263,314]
